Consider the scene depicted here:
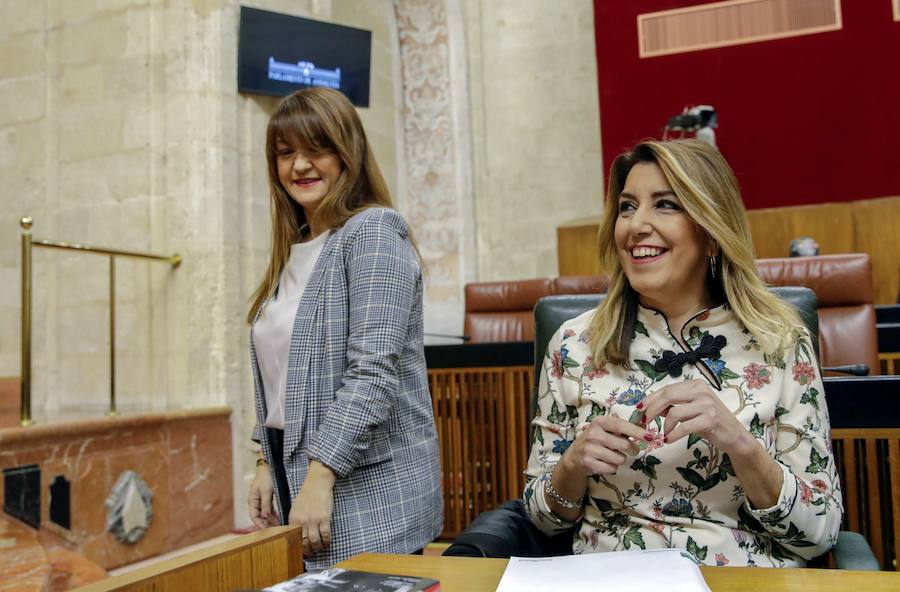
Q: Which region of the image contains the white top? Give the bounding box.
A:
[253,231,330,430]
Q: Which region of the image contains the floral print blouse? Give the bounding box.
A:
[524,304,843,567]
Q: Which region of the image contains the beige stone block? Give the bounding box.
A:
[0,266,18,309]
[114,194,153,247]
[58,102,125,161]
[58,158,113,207]
[57,251,109,305]
[125,8,151,58]
[122,107,150,150]
[59,301,108,353]
[0,32,45,79]
[107,150,151,202]
[59,12,128,66]
[59,63,105,104]
[49,0,100,27]
[0,2,44,39]
[0,76,45,126]
[82,202,126,245]
[103,56,150,99]
[0,121,45,170]
[98,0,152,11]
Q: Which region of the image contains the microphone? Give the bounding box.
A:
[823,364,870,376]
[424,333,471,342]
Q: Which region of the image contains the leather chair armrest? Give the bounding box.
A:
[831,531,880,571]
[442,499,574,558]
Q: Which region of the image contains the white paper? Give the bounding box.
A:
[495,549,710,592]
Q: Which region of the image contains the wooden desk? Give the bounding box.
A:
[75,526,302,592]
[338,553,900,592]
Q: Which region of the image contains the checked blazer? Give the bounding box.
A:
[251,207,443,569]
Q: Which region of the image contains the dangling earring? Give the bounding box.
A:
[709,254,717,279]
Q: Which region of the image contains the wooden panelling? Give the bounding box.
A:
[557,196,900,304]
[76,526,303,592]
[747,197,900,304]
[830,429,900,570]
[881,353,900,375]
[747,201,857,258]
[557,216,603,278]
[429,366,533,540]
[851,197,900,306]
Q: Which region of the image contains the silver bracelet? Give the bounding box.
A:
[545,474,583,510]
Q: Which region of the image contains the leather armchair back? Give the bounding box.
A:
[464,276,608,342]
[756,254,878,375]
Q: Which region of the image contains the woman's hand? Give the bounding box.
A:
[562,415,648,477]
[642,378,783,507]
[289,460,336,556]
[248,463,279,529]
[641,379,751,453]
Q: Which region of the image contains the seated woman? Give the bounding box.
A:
[524,140,842,567]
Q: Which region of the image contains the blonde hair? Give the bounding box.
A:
[247,88,401,323]
[589,139,802,365]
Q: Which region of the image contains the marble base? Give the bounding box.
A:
[0,407,233,571]
[0,515,108,591]
[0,513,49,591]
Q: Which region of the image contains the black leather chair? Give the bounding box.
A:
[444,288,879,570]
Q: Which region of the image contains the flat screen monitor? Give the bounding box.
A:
[238,6,372,107]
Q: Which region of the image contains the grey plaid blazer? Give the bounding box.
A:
[251,208,443,569]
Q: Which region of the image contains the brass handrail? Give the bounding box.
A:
[19,216,181,426]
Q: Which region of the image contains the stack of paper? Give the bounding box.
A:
[495,549,710,592]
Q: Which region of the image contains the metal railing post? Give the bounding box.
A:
[108,255,117,417]
[16,217,180,425]
[20,217,33,427]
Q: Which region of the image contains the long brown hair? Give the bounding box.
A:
[247,87,397,323]
[589,140,802,364]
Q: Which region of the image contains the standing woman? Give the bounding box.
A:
[246,88,442,568]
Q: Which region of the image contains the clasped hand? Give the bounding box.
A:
[641,378,748,453]
[562,415,648,476]
[562,379,749,476]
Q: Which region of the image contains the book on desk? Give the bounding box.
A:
[259,567,440,591]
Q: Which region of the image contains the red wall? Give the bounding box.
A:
[593,1,900,209]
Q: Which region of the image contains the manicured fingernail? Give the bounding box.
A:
[643,433,653,442]
[636,401,644,410]
[640,417,647,426]
[663,436,669,443]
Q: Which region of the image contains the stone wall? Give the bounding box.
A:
[462,0,604,280]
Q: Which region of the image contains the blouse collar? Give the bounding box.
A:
[637,302,733,341]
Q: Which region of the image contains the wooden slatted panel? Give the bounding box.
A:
[880,353,900,375]
[78,526,302,592]
[832,428,900,570]
[890,437,900,569]
[865,438,884,566]
[638,0,842,58]
[428,366,533,539]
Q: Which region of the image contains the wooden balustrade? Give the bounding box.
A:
[831,429,900,570]
[428,366,533,540]
[77,526,302,592]
[880,354,900,375]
